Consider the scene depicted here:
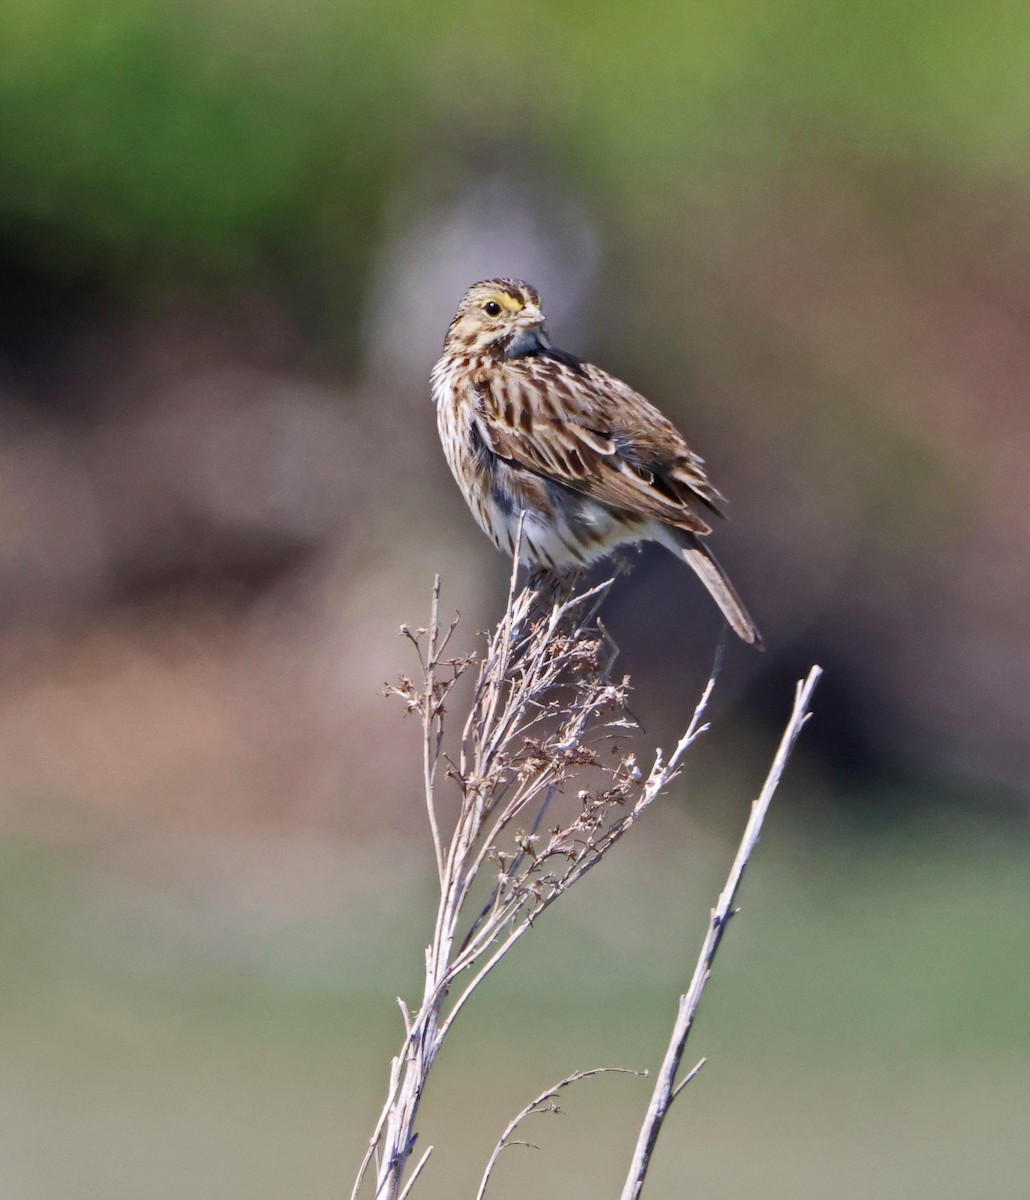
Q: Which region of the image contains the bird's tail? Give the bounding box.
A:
[661,529,763,648]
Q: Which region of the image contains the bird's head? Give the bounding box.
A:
[443,278,547,357]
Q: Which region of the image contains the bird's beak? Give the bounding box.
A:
[518,304,545,327]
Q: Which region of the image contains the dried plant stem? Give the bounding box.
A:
[619,664,823,1200]
[437,675,716,1046]
[395,1145,433,1200]
[419,576,453,884]
[356,564,686,1198]
[354,553,821,1200]
[475,1068,645,1200]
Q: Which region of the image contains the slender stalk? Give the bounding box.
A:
[476,1069,644,1200]
[421,577,445,883]
[619,665,823,1200]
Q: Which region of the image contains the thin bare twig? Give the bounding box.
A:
[350,1052,404,1200]
[395,1146,433,1200]
[619,665,823,1200]
[671,1057,706,1100]
[476,1068,646,1200]
[421,576,446,884]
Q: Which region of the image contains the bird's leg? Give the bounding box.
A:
[524,564,580,616]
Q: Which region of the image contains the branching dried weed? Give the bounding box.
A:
[352,556,820,1200]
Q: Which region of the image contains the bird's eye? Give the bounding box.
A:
[483,301,502,316]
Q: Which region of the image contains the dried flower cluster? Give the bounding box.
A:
[397,574,661,933]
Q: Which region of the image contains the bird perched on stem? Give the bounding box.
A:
[431,278,762,646]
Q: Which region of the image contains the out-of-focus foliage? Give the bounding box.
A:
[4,0,1030,287]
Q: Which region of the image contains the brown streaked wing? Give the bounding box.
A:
[473,352,723,533]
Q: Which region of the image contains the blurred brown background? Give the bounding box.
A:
[1,1,1028,1197]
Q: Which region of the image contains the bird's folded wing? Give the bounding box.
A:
[474,354,723,534]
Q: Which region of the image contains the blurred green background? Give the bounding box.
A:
[1,0,1028,1196]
